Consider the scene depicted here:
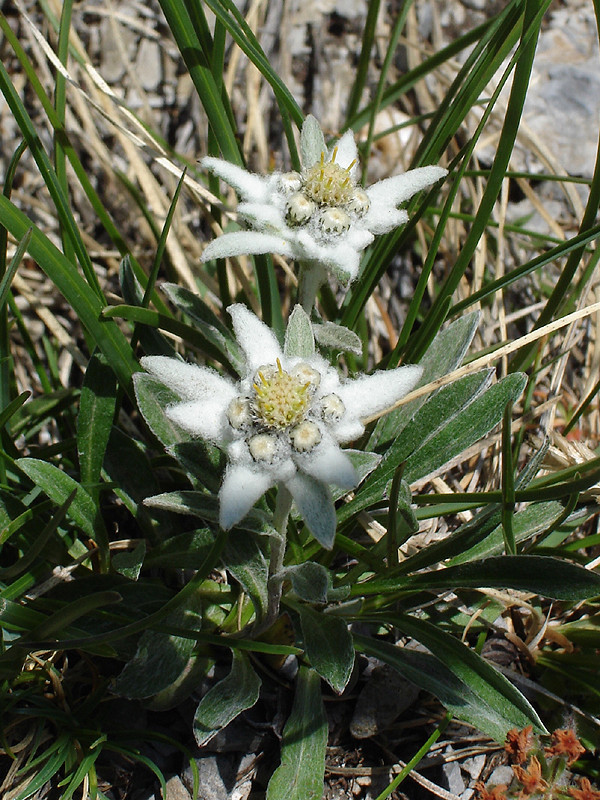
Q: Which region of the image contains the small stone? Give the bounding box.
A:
[137,38,163,92]
[164,775,191,800]
[350,664,419,738]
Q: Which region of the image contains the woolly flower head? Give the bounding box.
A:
[201,116,447,284]
[138,304,422,547]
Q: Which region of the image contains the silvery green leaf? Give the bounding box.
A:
[449,501,565,565]
[224,530,269,623]
[372,310,482,446]
[300,115,327,166]
[266,667,327,800]
[284,305,315,358]
[282,562,330,604]
[112,541,146,581]
[313,322,362,355]
[193,651,261,747]
[114,595,203,699]
[299,606,354,694]
[162,283,244,373]
[133,373,185,448]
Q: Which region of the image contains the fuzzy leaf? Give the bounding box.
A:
[299,606,354,693]
[313,322,362,355]
[112,541,146,581]
[372,311,481,446]
[449,501,565,565]
[77,350,117,498]
[133,373,185,448]
[284,305,315,358]
[114,596,203,699]
[282,562,329,604]
[144,529,215,569]
[266,667,328,800]
[224,530,269,623]
[404,372,527,483]
[357,555,600,601]
[300,115,327,166]
[144,490,274,535]
[193,651,261,746]
[355,630,544,744]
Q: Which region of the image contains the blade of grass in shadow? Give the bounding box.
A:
[0,197,139,394]
[129,170,187,352]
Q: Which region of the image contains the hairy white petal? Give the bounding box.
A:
[337,365,423,420]
[237,202,286,230]
[286,472,337,550]
[219,463,274,529]
[166,399,229,441]
[140,357,235,402]
[295,436,358,489]
[329,416,366,445]
[227,303,282,372]
[202,231,294,262]
[362,205,409,235]
[367,166,447,208]
[202,157,270,202]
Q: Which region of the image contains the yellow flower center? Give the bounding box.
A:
[252,359,311,430]
[303,148,357,206]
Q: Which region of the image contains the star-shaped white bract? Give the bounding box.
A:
[201,116,447,284]
[139,304,422,547]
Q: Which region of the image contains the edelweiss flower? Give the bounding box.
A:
[139,304,421,546]
[201,116,447,283]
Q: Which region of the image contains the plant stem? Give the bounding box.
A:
[297,262,326,314]
[254,485,293,636]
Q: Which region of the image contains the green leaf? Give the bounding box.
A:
[112,541,146,581]
[16,458,100,553]
[312,321,362,356]
[283,562,329,604]
[372,310,481,446]
[403,372,527,483]
[144,530,215,569]
[266,667,327,800]
[299,606,354,694]
[449,501,565,565]
[77,350,117,500]
[114,596,203,699]
[133,373,185,448]
[300,115,327,165]
[284,305,315,359]
[168,440,226,493]
[144,490,274,535]
[162,282,244,372]
[193,650,261,746]
[224,530,269,623]
[339,370,494,523]
[355,631,544,744]
[356,555,600,601]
